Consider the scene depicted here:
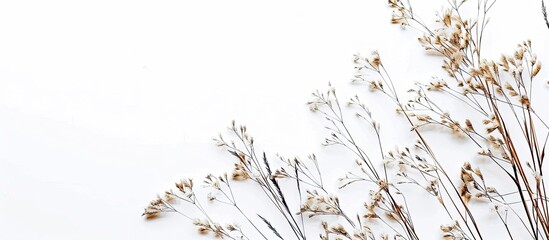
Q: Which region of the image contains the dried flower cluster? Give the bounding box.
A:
[144,0,549,239]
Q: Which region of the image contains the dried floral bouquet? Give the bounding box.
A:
[143,0,549,239]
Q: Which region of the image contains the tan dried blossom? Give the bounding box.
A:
[175,178,194,194]
[225,223,238,232]
[271,168,289,179]
[193,219,213,236]
[460,169,474,183]
[459,185,472,203]
[331,224,350,237]
[377,179,389,191]
[477,149,491,156]
[364,212,379,220]
[142,198,167,219]
[415,114,432,122]
[500,54,510,71]
[520,95,531,108]
[206,193,216,202]
[486,125,498,134]
[232,162,249,181]
[391,9,408,27]
[473,168,483,180]
[204,174,221,190]
[300,190,344,218]
[428,78,448,91]
[464,119,474,132]
[369,51,381,70]
[449,122,462,135]
[368,80,383,91]
[388,0,400,8]
[440,221,458,232]
[532,62,542,77]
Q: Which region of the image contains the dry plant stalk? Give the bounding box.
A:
[543,0,549,29]
[143,0,549,239]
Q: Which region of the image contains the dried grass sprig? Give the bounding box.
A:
[144,1,548,239]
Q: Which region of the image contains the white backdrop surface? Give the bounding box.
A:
[0,0,548,239]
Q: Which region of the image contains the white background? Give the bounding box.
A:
[0,0,548,239]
